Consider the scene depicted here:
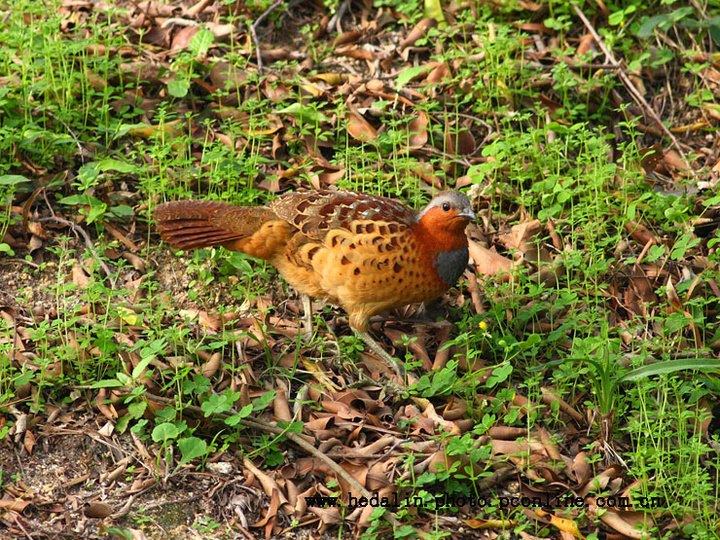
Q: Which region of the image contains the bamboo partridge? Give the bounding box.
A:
[154,189,475,374]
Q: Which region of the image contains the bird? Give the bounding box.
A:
[153,189,476,376]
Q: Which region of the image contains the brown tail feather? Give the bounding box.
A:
[153,200,273,251]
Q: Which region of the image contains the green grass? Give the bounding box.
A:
[1,0,720,538]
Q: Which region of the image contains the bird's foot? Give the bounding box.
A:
[355,330,405,379]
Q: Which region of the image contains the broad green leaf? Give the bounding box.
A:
[178,436,208,465]
[93,158,140,174]
[189,27,214,57]
[276,102,330,124]
[152,422,180,443]
[90,379,125,388]
[637,15,669,37]
[395,65,433,90]
[168,79,190,98]
[225,404,253,426]
[0,175,31,186]
[619,358,720,383]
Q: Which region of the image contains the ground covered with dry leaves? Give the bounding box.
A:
[1,0,720,538]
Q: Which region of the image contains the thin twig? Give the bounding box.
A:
[250,0,285,75]
[328,0,350,34]
[572,4,693,172]
[0,258,40,268]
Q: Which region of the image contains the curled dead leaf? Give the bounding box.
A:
[468,240,514,279]
[345,106,377,142]
[408,110,429,149]
[399,17,437,49]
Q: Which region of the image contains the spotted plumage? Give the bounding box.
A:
[154,189,475,332]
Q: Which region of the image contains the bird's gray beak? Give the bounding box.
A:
[458,208,477,221]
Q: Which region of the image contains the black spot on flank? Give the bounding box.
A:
[319,203,335,216]
[379,225,388,235]
[353,267,360,275]
[372,236,382,245]
[393,262,402,273]
[318,222,329,230]
[331,235,339,247]
[307,246,320,260]
[293,215,304,225]
[366,223,375,233]
[388,223,399,233]
[389,236,400,248]
[296,200,310,212]
[354,224,364,234]
[398,278,403,284]
[301,222,312,234]
[349,243,356,249]
[341,256,351,265]
[378,244,384,253]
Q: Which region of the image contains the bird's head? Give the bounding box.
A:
[415,191,476,248]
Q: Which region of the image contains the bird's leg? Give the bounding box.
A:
[301,294,313,342]
[355,330,404,378]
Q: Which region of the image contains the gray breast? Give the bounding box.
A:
[434,247,469,285]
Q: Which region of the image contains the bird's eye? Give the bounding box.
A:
[442,202,451,212]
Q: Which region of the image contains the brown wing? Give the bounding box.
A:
[267,191,446,330]
[270,190,415,240]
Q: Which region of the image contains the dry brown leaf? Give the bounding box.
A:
[170,25,198,51]
[590,503,654,539]
[662,149,690,170]
[273,379,292,422]
[540,387,584,423]
[335,45,375,61]
[426,62,450,84]
[345,105,377,142]
[445,128,476,155]
[96,388,118,421]
[441,398,467,420]
[462,517,518,528]
[0,498,30,513]
[333,31,362,47]
[72,264,90,287]
[468,240,514,278]
[209,60,248,90]
[399,17,437,49]
[488,426,527,439]
[571,451,592,486]
[407,110,429,149]
[201,351,222,379]
[624,221,658,245]
[84,501,114,519]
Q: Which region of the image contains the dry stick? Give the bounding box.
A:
[250,0,286,75]
[144,392,402,528]
[328,0,351,34]
[572,4,693,172]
